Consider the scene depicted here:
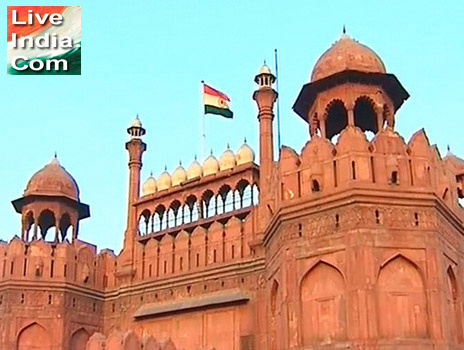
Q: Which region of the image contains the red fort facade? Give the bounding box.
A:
[2,33,464,350]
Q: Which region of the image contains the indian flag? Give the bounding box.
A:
[203,83,233,119]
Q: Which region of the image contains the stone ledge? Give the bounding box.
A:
[133,289,249,319]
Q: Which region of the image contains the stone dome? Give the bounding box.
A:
[24,157,80,200]
[203,154,219,176]
[236,142,255,165]
[172,164,187,186]
[187,159,202,179]
[219,147,236,171]
[142,174,157,196]
[157,169,172,191]
[310,33,386,82]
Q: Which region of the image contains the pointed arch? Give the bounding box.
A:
[17,322,51,350]
[446,266,462,342]
[377,255,428,339]
[300,261,346,344]
[354,96,378,134]
[325,99,348,140]
[270,279,280,350]
[38,209,56,241]
[70,328,90,350]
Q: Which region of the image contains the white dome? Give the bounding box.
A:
[172,164,187,186]
[187,159,202,179]
[219,148,236,171]
[142,175,157,196]
[203,154,219,176]
[236,142,255,165]
[157,169,171,191]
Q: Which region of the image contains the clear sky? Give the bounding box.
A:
[1,1,463,252]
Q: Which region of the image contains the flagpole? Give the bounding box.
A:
[200,80,206,161]
[274,48,282,150]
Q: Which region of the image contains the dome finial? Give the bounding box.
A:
[342,24,346,34]
[150,170,153,177]
[244,137,247,143]
[194,154,197,161]
[210,149,213,155]
[227,143,230,149]
[164,165,167,171]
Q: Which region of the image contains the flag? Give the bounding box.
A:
[203,83,233,118]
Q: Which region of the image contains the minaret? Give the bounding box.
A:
[123,115,146,258]
[253,63,278,208]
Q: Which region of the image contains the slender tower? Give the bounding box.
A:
[253,63,278,226]
[122,115,146,268]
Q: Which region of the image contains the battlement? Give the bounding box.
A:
[0,237,116,291]
[278,126,464,217]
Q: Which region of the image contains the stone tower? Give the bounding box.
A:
[263,31,464,350]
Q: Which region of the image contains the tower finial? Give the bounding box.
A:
[447,144,451,152]
[342,25,346,34]
[54,151,57,159]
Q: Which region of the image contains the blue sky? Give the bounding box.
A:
[0,1,462,251]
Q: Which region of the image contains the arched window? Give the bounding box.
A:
[154,205,166,231]
[182,204,191,224]
[325,100,348,141]
[167,208,175,228]
[201,190,214,218]
[169,200,181,227]
[152,212,162,232]
[242,184,252,207]
[216,195,224,215]
[233,189,241,210]
[252,184,259,205]
[138,210,150,236]
[311,179,320,193]
[354,96,378,134]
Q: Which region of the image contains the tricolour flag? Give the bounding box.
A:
[203,83,233,119]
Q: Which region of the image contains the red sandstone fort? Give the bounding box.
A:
[1,32,464,350]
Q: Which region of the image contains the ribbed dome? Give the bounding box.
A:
[187,159,202,179]
[172,164,187,186]
[236,142,255,165]
[142,175,157,196]
[219,147,236,171]
[203,154,219,176]
[157,169,171,191]
[310,33,386,82]
[25,157,80,200]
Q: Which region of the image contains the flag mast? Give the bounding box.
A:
[274,48,282,150]
[200,80,206,161]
